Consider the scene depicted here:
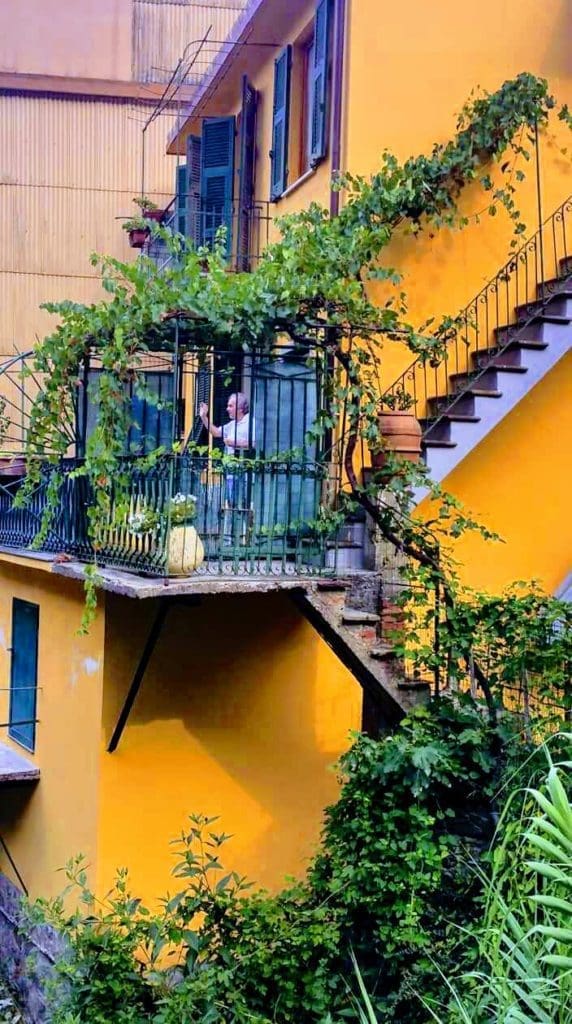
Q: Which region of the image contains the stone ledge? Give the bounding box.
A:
[0,744,40,784]
[52,560,378,600]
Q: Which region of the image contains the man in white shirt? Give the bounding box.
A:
[199,393,254,525]
[199,393,253,454]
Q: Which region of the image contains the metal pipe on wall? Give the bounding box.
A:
[330,0,347,218]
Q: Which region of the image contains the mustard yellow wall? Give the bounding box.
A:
[423,352,572,595]
[345,0,572,385]
[0,559,105,899]
[97,592,361,898]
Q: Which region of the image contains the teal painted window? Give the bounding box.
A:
[8,599,39,753]
[270,45,292,200]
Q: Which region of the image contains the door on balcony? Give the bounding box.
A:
[252,355,320,540]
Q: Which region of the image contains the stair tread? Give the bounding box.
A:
[449,365,527,381]
[422,439,457,449]
[370,644,397,660]
[342,608,379,624]
[467,388,502,397]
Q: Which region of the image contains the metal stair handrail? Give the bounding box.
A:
[382,193,572,430]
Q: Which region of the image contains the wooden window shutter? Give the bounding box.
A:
[185,133,202,245]
[309,0,331,165]
[199,116,235,254]
[237,75,258,271]
[9,599,39,752]
[270,45,292,200]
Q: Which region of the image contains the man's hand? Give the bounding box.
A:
[199,403,208,418]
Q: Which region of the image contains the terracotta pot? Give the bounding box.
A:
[143,209,165,224]
[128,227,150,249]
[167,525,204,576]
[371,410,422,470]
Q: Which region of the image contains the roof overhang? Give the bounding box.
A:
[167,0,306,154]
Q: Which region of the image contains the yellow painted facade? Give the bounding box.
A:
[173,0,572,588]
[97,593,360,897]
[0,559,105,897]
[1,0,571,906]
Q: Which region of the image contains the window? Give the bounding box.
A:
[8,599,39,753]
[270,0,331,200]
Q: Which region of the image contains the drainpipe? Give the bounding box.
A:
[330,0,347,217]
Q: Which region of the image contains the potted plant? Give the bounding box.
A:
[122,198,164,248]
[166,492,204,575]
[369,393,422,472]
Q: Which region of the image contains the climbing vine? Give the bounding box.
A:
[11,72,572,628]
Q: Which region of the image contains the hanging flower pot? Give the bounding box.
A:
[143,209,165,224]
[127,226,150,249]
[370,410,422,471]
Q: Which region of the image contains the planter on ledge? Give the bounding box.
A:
[167,525,204,576]
[370,410,422,471]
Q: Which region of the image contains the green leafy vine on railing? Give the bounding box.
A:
[11,72,572,630]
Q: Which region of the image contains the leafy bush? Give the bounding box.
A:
[36,698,515,1024]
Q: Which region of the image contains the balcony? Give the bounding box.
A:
[142,195,274,273]
[0,345,342,580]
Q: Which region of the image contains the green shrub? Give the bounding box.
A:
[35,697,516,1024]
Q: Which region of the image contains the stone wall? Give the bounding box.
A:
[0,874,64,1023]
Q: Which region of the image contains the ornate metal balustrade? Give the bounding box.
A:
[382,194,572,426]
[0,344,342,577]
[143,194,274,273]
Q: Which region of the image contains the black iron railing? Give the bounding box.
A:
[0,345,343,577]
[143,194,274,272]
[382,194,572,429]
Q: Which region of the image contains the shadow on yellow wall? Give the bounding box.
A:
[98,592,361,898]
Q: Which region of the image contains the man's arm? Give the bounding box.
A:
[199,402,222,439]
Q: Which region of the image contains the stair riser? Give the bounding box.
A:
[427,393,476,419]
[516,296,572,321]
[471,346,526,370]
[451,368,500,394]
[494,321,546,346]
[538,275,572,299]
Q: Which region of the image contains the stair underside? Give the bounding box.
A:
[292,587,427,726]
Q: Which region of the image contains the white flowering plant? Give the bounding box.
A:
[126,505,160,535]
[169,493,198,526]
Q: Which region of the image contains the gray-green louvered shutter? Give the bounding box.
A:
[309,0,331,165]
[200,117,235,254]
[237,75,258,271]
[175,164,187,236]
[185,134,202,244]
[270,45,292,200]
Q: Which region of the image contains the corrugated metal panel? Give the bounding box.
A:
[0,94,176,192]
[0,273,108,354]
[133,0,248,84]
[0,93,182,353]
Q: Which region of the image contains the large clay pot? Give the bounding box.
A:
[167,524,204,576]
[371,410,422,470]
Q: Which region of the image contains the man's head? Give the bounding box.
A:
[226,392,249,420]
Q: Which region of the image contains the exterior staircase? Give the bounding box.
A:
[383,197,572,494]
[294,573,431,732]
